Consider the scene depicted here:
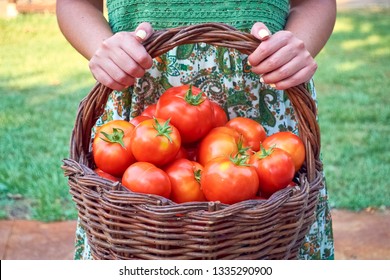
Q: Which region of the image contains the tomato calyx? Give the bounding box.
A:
[236,136,250,156]
[255,144,275,160]
[193,168,202,184]
[99,128,126,148]
[230,153,250,167]
[152,117,174,143]
[184,85,206,106]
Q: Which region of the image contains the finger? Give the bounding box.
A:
[90,59,135,90]
[248,35,288,68]
[134,22,154,42]
[104,59,137,87]
[267,64,317,90]
[251,22,272,41]
[260,57,306,85]
[124,36,154,69]
[119,32,153,69]
[109,47,146,78]
[250,45,296,76]
[92,67,128,91]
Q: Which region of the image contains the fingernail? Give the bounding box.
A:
[269,83,276,88]
[247,60,251,66]
[136,29,147,40]
[258,29,271,40]
[260,76,264,83]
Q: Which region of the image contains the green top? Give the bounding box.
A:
[107,0,290,33]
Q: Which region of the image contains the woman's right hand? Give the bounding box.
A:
[88,22,154,91]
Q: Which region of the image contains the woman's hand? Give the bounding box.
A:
[89,22,154,91]
[248,22,318,90]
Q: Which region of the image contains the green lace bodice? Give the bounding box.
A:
[107,0,290,33]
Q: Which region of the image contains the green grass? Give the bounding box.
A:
[0,9,389,221]
[0,14,94,221]
[315,8,390,210]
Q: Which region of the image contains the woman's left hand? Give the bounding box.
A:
[248,22,318,90]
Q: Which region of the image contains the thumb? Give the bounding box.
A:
[134,22,154,42]
[251,22,272,41]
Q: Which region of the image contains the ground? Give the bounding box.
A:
[331,209,390,259]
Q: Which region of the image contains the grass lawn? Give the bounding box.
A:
[315,8,390,210]
[0,9,389,221]
[0,14,93,221]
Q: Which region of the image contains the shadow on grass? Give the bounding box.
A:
[0,70,95,222]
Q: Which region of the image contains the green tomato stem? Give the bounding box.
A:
[194,168,202,184]
[256,144,275,159]
[230,153,250,167]
[184,84,205,106]
[236,135,250,156]
[99,128,126,148]
[153,117,173,143]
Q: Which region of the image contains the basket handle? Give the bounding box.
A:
[69,23,322,182]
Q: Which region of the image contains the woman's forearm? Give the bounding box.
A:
[56,0,113,60]
[57,0,154,90]
[286,0,337,58]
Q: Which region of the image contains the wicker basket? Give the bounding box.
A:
[62,23,324,260]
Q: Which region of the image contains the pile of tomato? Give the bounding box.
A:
[92,85,306,205]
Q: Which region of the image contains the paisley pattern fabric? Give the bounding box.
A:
[96,45,300,133]
[72,0,334,260]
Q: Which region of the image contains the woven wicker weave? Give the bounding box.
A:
[62,23,324,260]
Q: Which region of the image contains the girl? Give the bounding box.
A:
[57,0,336,260]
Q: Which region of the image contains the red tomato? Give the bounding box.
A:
[164,159,206,203]
[94,168,121,182]
[249,146,295,197]
[262,131,305,172]
[130,115,151,126]
[174,146,188,160]
[201,156,259,204]
[130,118,181,166]
[211,101,228,127]
[225,117,266,152]
[288,181,298,187]
[155,85,214,143]
[122,162,171,198]
[254,196,267,200]
[197,126,247,166]
[140,104,157,117]
[92,120,136,177]
[183,142,199,161]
